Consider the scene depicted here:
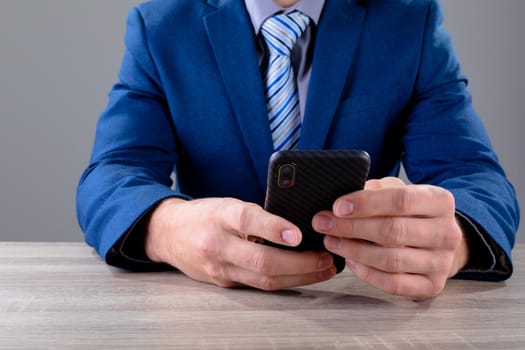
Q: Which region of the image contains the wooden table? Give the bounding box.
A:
[1,243,524,349]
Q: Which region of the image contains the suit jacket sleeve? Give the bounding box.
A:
[76,7,190,265]
[402,0,519,280]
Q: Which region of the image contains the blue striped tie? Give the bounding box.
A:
[261,11,310,151]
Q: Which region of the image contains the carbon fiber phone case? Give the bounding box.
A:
[264,150,371,273]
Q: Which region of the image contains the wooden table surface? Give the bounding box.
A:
[1,242,524,349]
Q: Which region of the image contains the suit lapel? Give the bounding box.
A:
[202,0,366,187]
[299,0,365,149]
[204,0,274,190]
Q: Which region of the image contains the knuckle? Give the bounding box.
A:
[258,276,280,291]
[209,198,232,227]
[385,177,405,187]
[440,188,456,212]
[429,276,447,297]
[384,251,403,272]
[234,202,259,234]
[365,179,382,190]
[440,219,463,250]
[204,263,226,282]
[346,218,356,236]
[249,251,274,275]
[428,254,451,275]
[357,264,372,284]
[431,186,456,214]
[383,278,404,296]
[427,256,443,274]
[447,226,463,249]
[196,235,218,258]
[217,281,237,288]
[393,187,416,213]
[383,218,407,246]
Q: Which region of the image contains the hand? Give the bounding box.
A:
[312,177,469,300]
[144,197,336,290]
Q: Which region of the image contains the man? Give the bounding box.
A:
[77,0,519,300]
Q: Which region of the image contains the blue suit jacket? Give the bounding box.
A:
[77,0,519,278]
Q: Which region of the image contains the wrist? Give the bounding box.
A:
[450,217,470,277]
[144,197,187,263]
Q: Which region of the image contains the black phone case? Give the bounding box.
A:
[264,150,371,273]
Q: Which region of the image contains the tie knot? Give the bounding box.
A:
[261,10,310,57]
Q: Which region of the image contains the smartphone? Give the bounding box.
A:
[264,150,371,273]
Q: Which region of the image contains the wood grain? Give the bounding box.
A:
[1,242,524,349]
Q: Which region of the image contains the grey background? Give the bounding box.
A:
[0,0,523,243]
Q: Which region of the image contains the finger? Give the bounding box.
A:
[324,237,452,275]
[364,177,406,190]
[222,263,337,291]
[224,236,335,277]
[333,184,455,218]
[314,214,459,249]
[345,259,446,300]
[218,199,301,246]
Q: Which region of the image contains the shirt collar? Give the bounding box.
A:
[244,0,325,34]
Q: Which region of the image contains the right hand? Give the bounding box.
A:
[144,197,337,290]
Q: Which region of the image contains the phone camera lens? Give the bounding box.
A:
[278,164,296,188]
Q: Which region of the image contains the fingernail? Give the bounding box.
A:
[318,254,333,269]
[314,214,334,231]
[281,229,297,244]
[324,236,342,250]
[336,200,355,217]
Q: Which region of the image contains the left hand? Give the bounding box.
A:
[312,177,469,300]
